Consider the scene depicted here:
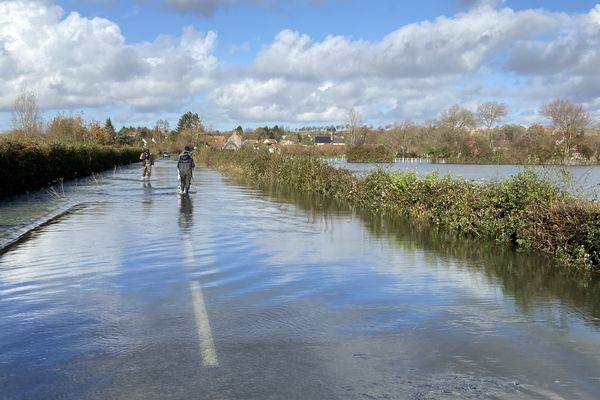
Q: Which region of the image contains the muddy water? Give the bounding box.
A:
[1,161,600,399]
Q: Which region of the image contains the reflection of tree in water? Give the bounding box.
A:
[250,178,600,328]
[178,194,193,231]
[367,215,600,325]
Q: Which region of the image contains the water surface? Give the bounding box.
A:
[1,161,600,399]
[329,159,600,199]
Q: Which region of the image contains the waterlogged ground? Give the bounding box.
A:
[1,161,600,399]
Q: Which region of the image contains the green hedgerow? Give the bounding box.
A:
[197,147,598,270]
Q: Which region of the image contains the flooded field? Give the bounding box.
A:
[1,161,600,399]
[329,159,600,199]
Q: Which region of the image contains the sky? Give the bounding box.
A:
[1,0,599,131]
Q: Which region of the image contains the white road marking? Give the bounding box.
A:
[189,280,219,367]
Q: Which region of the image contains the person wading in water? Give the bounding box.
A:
[177,146,195,194]
[139,148,154,180]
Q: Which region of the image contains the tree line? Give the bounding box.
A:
[359,100,597,164]
[5,90,599,164]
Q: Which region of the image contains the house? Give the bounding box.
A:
[125,129,138,138]
[314,136,332,145]
[224,132,243,150]
[223,141,239,150]
[279,134,298,146]
[206,135,225,148]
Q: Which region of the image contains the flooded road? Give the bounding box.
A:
[1,161,600,399]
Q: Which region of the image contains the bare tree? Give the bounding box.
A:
[383,120,417,157]
[346,108,367,147]
[439,104,476,130]
[540,98,591,163]
[477,101,508,148]
[477,102,508,129]
[154,119,170,143]
[12,89,42,134]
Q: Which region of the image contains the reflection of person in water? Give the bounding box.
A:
[178,194,193,231]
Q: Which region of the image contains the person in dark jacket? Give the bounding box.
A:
[139,148,154,180]
[177,146,195,194]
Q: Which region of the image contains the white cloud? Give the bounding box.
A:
[500,4,600,121]
[0,0,218,113]
[1,0,600,130]
[206,4,600,127]
[251,7,558,81]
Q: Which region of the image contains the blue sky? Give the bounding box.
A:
[1,0,599,131]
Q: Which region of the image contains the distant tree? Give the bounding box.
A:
[104,118,116,134]
[173,111,204,147]
[235,125,243,134]
[154,119,170,143]
[254,127,268,141]
[175,111,202,134]
[439,104,477,130]
[384,120,419,157]
[46,113,87,142]
[263,126,274,139]
[477,102,508,129]
[89,121,107,144]
[540,99,591,163]
[12,89,42,134]
[271,125,284,141]
[116,126,134,145]
[137,126,151,139]
[477,102,508,148]
[346,108,367,147]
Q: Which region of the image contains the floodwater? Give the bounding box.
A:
[1,161,600,399]
[329,159,600,199]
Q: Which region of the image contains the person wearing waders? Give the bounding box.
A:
[177,146,195,194]
[140,148,154,180]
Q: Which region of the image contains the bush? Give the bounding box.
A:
[0,141,142,196]
[346,145,395,163]
[198,148,600,270]
[521,202,600,268]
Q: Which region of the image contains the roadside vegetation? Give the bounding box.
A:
[0,91,143,196]
[198,147,600,271]
[0,132,141,197]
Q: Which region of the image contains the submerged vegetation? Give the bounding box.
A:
[199,147,600,270]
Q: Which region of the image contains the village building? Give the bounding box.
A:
[314,136,332,145]
[224,132,243,150]
[206,135,225,149]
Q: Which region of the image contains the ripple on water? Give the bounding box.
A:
[2,163,600,400]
